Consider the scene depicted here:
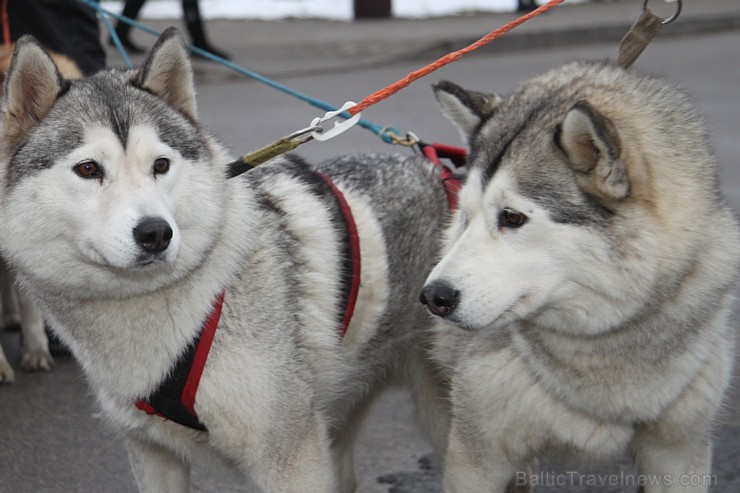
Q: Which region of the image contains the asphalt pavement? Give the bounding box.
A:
[2,1,740,492]
[106,0,740,81]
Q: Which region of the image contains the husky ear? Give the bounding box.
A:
[133,27,197,118]
[2,36,66,145]
[557,101,629,200]
[432,80,501,142]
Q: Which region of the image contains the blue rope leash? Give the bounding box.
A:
[78,0,399,142]
[98,8,133,69]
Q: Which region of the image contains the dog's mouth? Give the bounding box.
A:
[79,247,172,272]
[134,253,172,268]
[454,294,529,331]
[488,294,530,328]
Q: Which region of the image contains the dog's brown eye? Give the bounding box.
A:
[153,158,170,175]
[499,208,528,229]
[74,160,102,179]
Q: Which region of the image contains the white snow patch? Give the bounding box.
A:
[99,0,590,22]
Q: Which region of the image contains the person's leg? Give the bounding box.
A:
[517,0,538,12]
[8,1,105,76]
[182,0,230,59]
[113,0,148,53]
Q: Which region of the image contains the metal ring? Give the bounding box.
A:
[643,0,682,25]
[379,126,403,144]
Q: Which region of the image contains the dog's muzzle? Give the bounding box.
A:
[419,281,460,318]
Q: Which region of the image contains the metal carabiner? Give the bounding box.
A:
[310,102,362,142]
[643,0,682,25]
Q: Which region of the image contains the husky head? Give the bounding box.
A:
[421,62,726,335]
[0,28,230,298]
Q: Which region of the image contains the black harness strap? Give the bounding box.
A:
[135,293,224,431]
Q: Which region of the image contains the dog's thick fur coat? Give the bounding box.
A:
[422,61,740,492]
[0,30,449,492]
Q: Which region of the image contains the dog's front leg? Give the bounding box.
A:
[0,345,14,382]
[633,346,730,493]
[633,431,713,493]
[633,395,716,493]
[16,287,53,371]
[443,424,520,493]
[250,418,338,493]
[126,436,190,493]
[634,439,712,492]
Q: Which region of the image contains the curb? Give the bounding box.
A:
[187,12,740,82]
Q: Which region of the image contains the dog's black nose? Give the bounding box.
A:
[133,218,173,254]
[419,281,460,318]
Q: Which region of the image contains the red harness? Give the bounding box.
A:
[421,142,467,211]
[135,173,361,430]
[135,293,224,431]
[135,147,466,430]
[316,172,361,337]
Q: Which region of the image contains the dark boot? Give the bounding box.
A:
[110,0,147,53]
[183,0,230,60]
[517,0,538,12]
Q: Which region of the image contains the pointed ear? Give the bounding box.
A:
[432,80,501,142]
[3,35,65,146]
[133,27,197,118]
[557,101,630,200]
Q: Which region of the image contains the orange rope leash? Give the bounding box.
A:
[348,0,565,116]
[2,0,10,46]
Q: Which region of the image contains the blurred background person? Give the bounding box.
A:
[518,0,538,12]
[0,0,105,76]
[112,0,230,59]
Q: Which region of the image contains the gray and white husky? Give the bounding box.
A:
[0,29,449,492]
[421,61,740,492]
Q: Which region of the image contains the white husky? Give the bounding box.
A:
[421,61,740,492]
[0,29,449,492]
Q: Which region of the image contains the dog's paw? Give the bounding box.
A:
[0,359,15,383]
[21,349,54,372]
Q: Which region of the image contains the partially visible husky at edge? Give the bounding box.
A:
[421,61,740,492]
[0,29,450,492]
[0,258,52,382]
[0,44,77,382]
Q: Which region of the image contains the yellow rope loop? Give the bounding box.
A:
[240,137,304,168]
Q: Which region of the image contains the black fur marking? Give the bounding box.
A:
[553,123,565,155]
[254,191,286,219]
[108,104,130,149]
[8,123,84,188]
[151,114,205,162]
[519,177,614,225]
[479,98,552,183]
[480,124,522,184]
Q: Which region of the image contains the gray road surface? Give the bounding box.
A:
[1,16,739,493]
